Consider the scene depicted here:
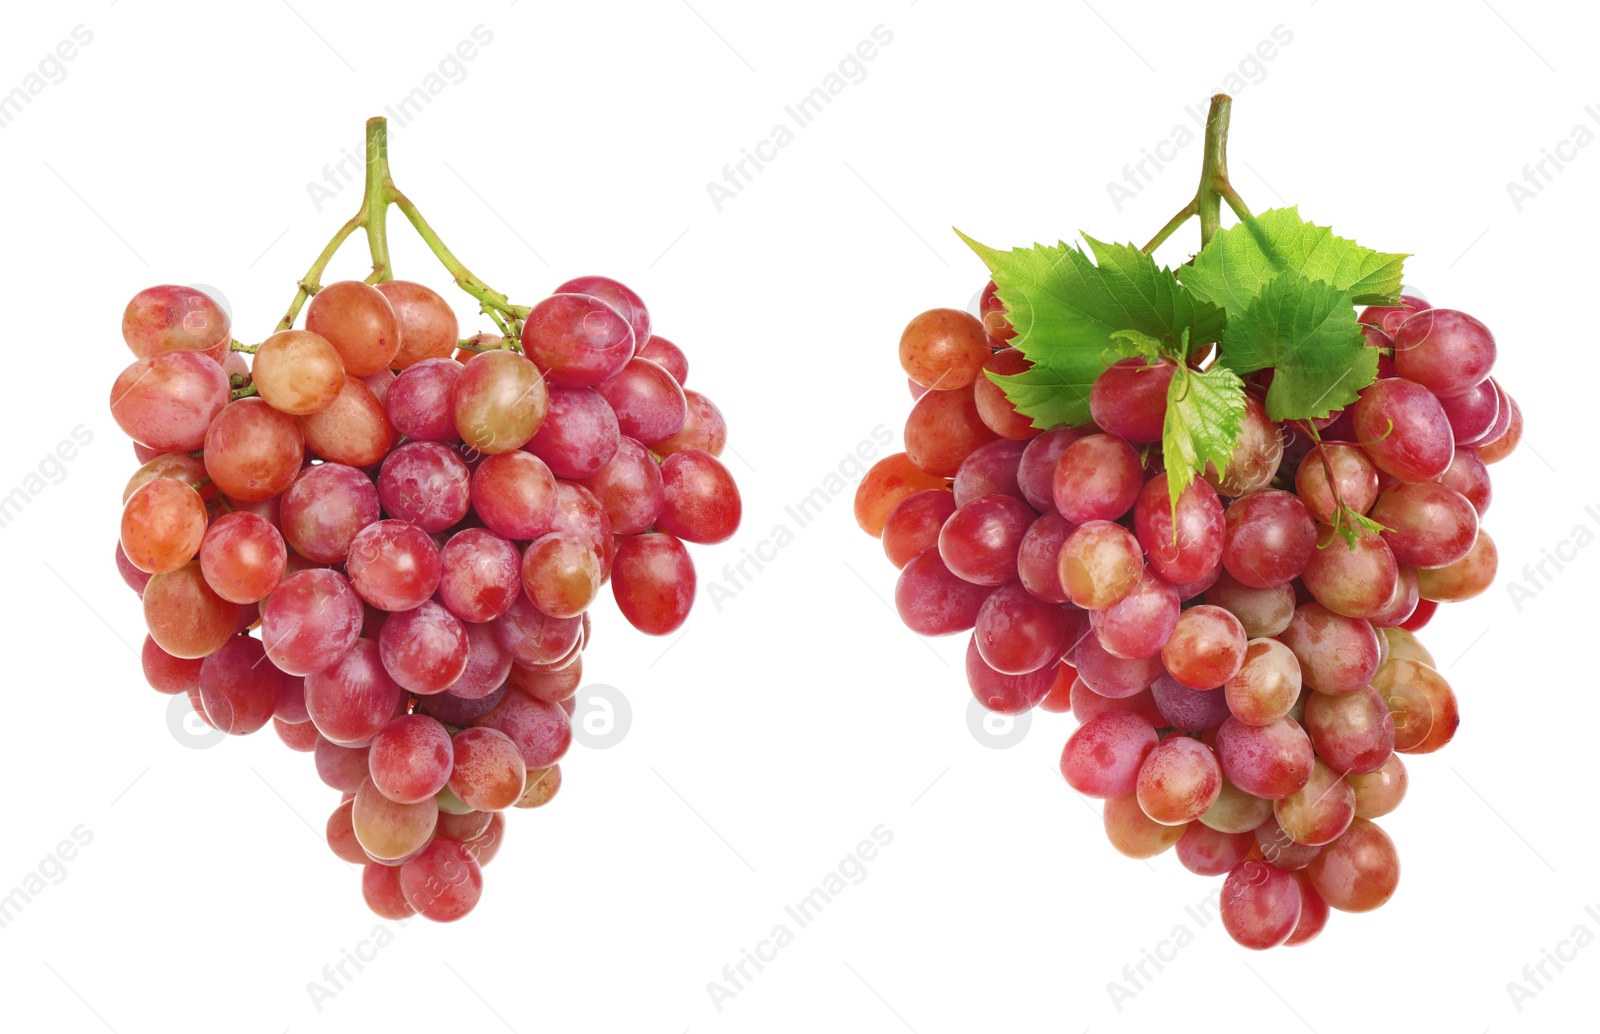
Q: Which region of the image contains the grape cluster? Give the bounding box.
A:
[114,276,739,921]
[855,284,1519,949]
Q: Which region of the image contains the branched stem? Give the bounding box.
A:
[1140,94,1249,256]
[272,116,528,334]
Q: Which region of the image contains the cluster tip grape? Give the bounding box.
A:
[857,284,1518,949]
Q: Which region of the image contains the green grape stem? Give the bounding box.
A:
[1140,94,1252,255]
[274,117,528,335]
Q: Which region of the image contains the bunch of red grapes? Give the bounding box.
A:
[855,283,1519,949]
[113,275,739,921]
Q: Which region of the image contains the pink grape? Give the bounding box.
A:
[1089,568,1179,660]
[453,349,548,454]
[377,441,472,533]
[1221,490,1316,588]
[1018,426,1086,512]
[1073,636,1163,698]
[1058,521,1143,610]
[953,439,1027,505]
[1306,818,1400,912]
[894,545,991,636]
[387,358,463,442]
[1059,710,1158,798]
[1224,639,1301,726]
[1089,358,1174,443]
[199,512,286,604]
[1161,605,1247,689]
[1274,759,1356,846]
[965,639,1058,713]
[437,529,522,623]
[882,489,958,569]
[279,463,381,565]
[1148,674,1230,732]
[1300,526,1399,620]
[260,569,364,676]
[449,727,527,811]
[110,351,230,452]
[399,837,483,922]
[594,358,687,444]
[521,292,636,387]
[1368,480,1479,569]
[1205,570,1295,638]
[346,520,442,612]
[612,533,696,635]
[1053,434,1142,523]
[493,593,583,666]
[938,494,1034,586]
[1176,822,1255,876]
[305,639,405,746]
[1279,603,1382,695]
[524,386,621,478]
[1351,378,1454,482]
[471,450,558,540]
[1214,716,1315,799]
[197,636,284,735]
[380,600,469,694]
[1221,860,1303,949]
[973,582,1070,675]
[1294,443,1379,524]
[369,715,454,804]
[579,436,664,535]
[1016,512,1075,603]
[1133,476,1225,586]
[637,335,687,383]
[1205,395,1283,497]
[657,451,741,545]
[478,688,573,769]
[1391,308,1495,397]
[1136,736,1222,824]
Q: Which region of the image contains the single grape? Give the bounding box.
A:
[899,308,989,390]
[1058,521,1143,610]
[279,462,381,564]
[1368,481,1479,569]
[1373,658,1460,754]
[1274,759,1356,846]
[449,727,527,811]
[1391,308,1495,397]
[1214,716,1315,800]
[120,477,207,574]
[1016,512,1075,603]
[938,494,1034,586]
[1221,859,1303,949]
[1304,685,1395,775]
[579,436,665,535]
[121,284,232,360]
[1300,526,1399,620]
[516,765,563,808]
[203,397,306,502]
[1415,527,1497,602]
[1306,818,1400,912]
[1205,395,1283,497]
[1439,448,1492,516]
[1148,674,1230,732]
[637,335,687,384]
[143,561,238,659]
[1199,777,1275,833]
[903,384,998,477]
[387,358,463,443]
[197,635,284,735]
[657,450,741,544]
[655,389,727,458]
[520,292,636,387]
[471,450,558,540]
[1348,754,1408,819]
[1089,568,1179,660]
[1017,426,1086,511]
[1177,822,1256,877]
[882,489,957,569]
[1133,476,1225,586]
[1278,603,1382,696]
[1058,710,1158,798]
[1221,490,1316,588]
[550,481,617,576]
[953,439,1027,505]
[1052,434,1142,524]
[110,351,230,452]
[437,528,522,623]
[252,330,346,415]
[1103,794,1185,859]
[199,512,286,604]
[973,582,1070,675]
[453,349,548,454]
[399,837,483,922]
[369,714,454,804]
[1136,736,1222,825]
[1073,635,1164,698]
[522,533,603,617]
[1284,872,1330,946]
[1351,378,1454,482]
[305,280,401,376]
[493,593,583,666]
[524,386,621,479]
[1294,443,1379,523]
[1089,358,1173,443]
[1437,377,1500,445]
[1476,394,1522,464]
[612,533,695,635]
[377,441,472,533]
[1224,639,1302,726]
[379,600,469,694]
[298,377,394,467]
[894,545,992,636]
[347,520,442,612]
[972,348,1036,439]
[352,777,437,864]
[142,634,202,695]
[979,279,1015,342]
[305,638,405,745]
[594,358,687,444]
[377,280,459,368]
[853,453,948,537]
[260,569,364,677]
[362,863,418,919]
[1205,570,1295,638]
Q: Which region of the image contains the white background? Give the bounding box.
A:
[0,0,1594,1031]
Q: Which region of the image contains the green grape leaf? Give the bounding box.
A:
[1179,206,1408,316]
[958,230,1225,427]
[1326,504,1390,550]
[1219,274,1377,421]
[1162,360,1246,514]
[1106,329,1168,363]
